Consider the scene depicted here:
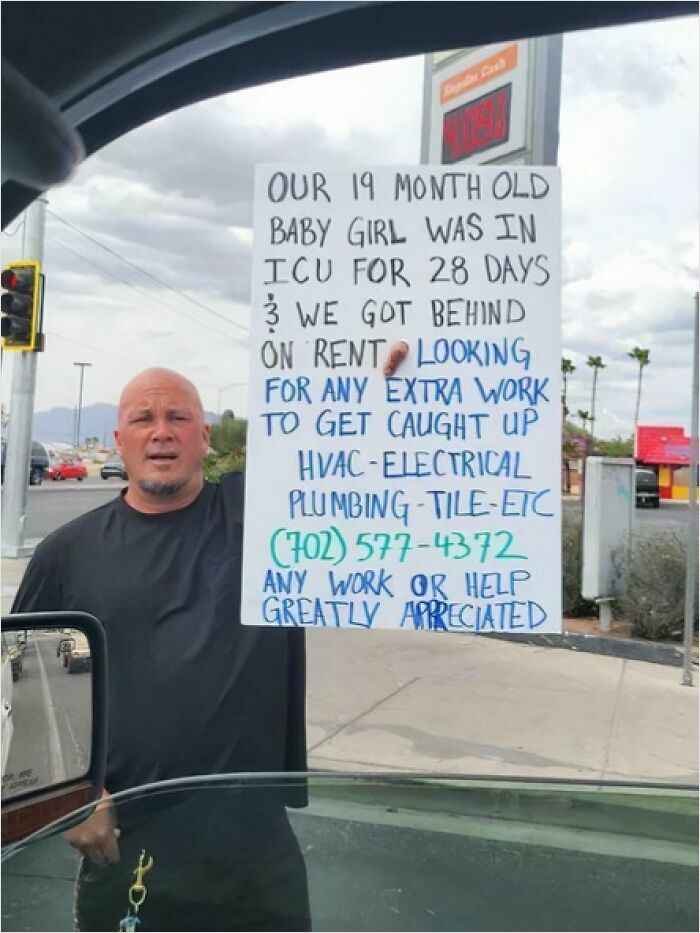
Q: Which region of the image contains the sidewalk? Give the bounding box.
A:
[1,554,34,614]
[305,627,698,784]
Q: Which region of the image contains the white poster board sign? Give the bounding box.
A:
[242,165,561,633]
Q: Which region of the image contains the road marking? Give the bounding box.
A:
[35,640,67,786]
[62,709,87,775]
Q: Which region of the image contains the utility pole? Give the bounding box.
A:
[73,361,91,449]
[682,294,699,687]
[1,196,47,558]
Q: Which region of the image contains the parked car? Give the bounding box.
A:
[0,439,50,486]
[635,468,660,508]
[100,455,127,480]
[46,456,88,481]
[1,633,14,774]
[4,631,23,682]
[57,633,92,673]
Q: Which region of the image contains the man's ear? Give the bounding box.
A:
[203,422,211,449]
[114,428,122,455]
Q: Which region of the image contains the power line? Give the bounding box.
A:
[47,234,248,348]
[47,209,249,335]
[44,330,145,371]
[43,331,224,393]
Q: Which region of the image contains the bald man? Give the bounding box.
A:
[12,368,309,932]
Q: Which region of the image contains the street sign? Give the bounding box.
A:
[421,37,563,167]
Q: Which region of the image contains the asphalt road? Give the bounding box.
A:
[2,633,92,800]
[9,480,125,540]
[7,482,693,542]
[564,496,689,533]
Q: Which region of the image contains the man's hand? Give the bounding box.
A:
[383,340,409,378]
[63,790,120,864]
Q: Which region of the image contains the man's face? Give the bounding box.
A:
[115,375,210,504]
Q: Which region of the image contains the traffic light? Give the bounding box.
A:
[1,261,41,351]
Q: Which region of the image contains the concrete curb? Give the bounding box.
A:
[483,630,690,668]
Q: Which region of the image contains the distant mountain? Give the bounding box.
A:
[33,403,119,446]
[32,403,219,446]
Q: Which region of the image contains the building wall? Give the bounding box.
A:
[658,464,673,500]
[671,466,699,501]
[659,464,697,501]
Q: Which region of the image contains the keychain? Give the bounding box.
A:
[119,850,154,932]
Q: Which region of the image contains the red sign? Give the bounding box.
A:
[440,45,519,105]
[636,425,692,465]
[442,84,512,164]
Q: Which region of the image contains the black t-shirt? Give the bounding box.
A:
[12,474,307,804]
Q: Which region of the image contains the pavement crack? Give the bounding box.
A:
[599,659,628,781]
[309,677,421,753]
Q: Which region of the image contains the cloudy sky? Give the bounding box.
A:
[1,13,698,440]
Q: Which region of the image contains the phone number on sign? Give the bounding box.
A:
[269,528,528,568]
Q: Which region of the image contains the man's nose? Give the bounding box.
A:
[150,418,174,441]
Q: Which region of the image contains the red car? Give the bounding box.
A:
[46,457,88,481]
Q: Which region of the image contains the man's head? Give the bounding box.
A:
[115,368,211,513]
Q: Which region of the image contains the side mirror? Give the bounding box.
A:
[1,612,107,844]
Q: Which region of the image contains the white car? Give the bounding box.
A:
[1,633,15,775]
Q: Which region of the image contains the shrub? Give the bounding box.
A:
[562,513,597,617]
[619,532,693,641]
[204,415,247,482]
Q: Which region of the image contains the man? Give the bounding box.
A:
[12,368,309,932]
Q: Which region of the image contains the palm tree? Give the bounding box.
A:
[586,355,606,440]
[628,347,650,434]
[561,358,575,420]
[577,409,590,432]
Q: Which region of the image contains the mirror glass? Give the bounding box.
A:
[2,627,92,800]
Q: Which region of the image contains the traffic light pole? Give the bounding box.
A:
[682,293,699,687]
[2,196,47,559]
